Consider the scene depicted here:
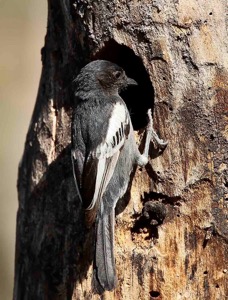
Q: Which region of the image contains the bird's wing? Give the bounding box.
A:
[82,102,130,226]
[71,109,86,203]
[71,148,84,203]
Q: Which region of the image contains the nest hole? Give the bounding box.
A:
[149,291,161,298]
[93,39,154,130]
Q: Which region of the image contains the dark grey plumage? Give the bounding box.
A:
[71,60,166,293]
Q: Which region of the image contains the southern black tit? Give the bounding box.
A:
[71,60,167,293]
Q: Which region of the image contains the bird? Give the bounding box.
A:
[71,60,167,293]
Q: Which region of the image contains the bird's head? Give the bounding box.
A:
[74,60,137,100]
[95,60,137,93]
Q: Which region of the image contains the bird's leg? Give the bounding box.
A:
[144,109,168,157]
[136,110,168,167]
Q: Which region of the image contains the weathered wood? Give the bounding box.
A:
[14,1,228,299]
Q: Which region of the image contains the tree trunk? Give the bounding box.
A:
[14,1,228,299]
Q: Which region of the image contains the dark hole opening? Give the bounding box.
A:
[210,134,215,140]
[93,39,154,130]
[149,290,160,298]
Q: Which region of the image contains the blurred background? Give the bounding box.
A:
[0,1,47,299]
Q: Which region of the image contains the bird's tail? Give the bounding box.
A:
[93,208,117,294]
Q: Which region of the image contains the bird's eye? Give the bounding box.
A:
[113,71,122,79]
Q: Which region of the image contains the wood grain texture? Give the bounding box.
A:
[14,1,228,299]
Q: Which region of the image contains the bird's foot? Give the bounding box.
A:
[146,109,168,150]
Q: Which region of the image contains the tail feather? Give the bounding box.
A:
[93,209,117,293]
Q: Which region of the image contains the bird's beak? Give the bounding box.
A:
[127,77,138,86]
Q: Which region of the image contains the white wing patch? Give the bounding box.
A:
[86,102,128,211]
[94,102,128,158]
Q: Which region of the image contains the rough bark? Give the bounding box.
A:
[14,1,228,299]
